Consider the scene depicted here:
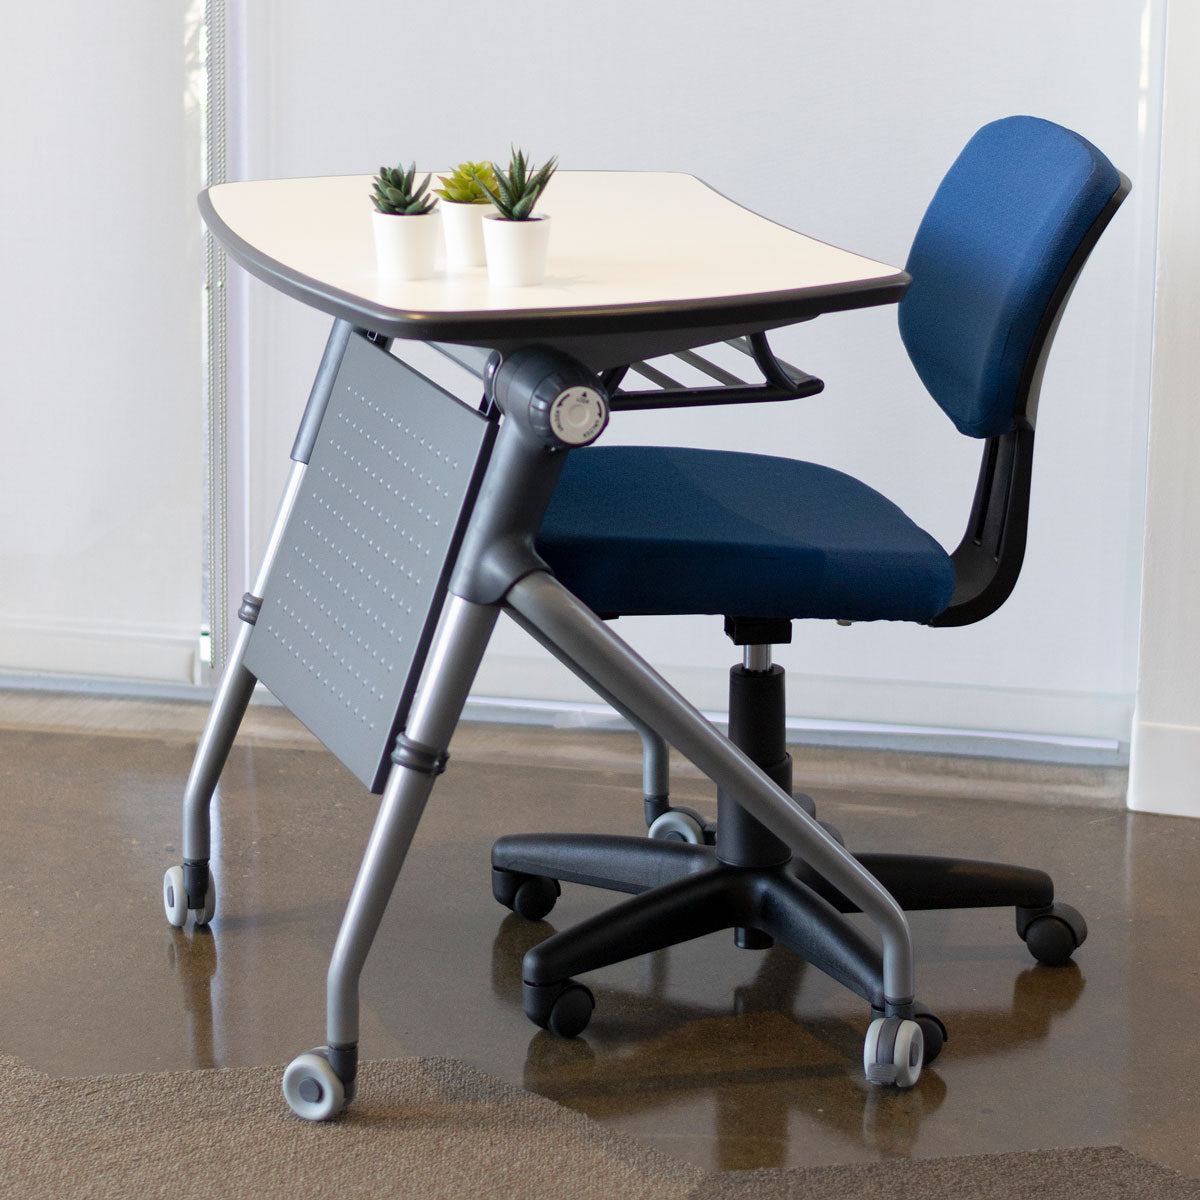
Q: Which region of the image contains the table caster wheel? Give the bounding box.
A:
[864,1016,924,1088]
[193,875,217,927]
[493,868,561,920]
[524,980,595,1038]
[1017,901,1087,966]
[282,1048,346,1121]
[163,866,188,928]
[163,865,216,927]
[874,1004,946,1064]
[648,807,706,844]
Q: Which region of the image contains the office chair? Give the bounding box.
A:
[489,116,1130,1060]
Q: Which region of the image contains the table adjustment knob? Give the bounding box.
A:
[491,348,610,450]
[538,384,608,447]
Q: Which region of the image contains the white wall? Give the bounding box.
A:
[234,0,1158,753]
[0,6,205,681]
[1128,0,1200,817]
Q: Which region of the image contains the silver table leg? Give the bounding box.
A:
[163,461,310,929]
[165,321,355,929]
[281,595,499,1119]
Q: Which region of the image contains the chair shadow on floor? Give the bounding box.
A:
[491,911,1084,1167]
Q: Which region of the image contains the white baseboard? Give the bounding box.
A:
[1128,720,1200,816]
[0,641,1131,769]
[0,620,198,685]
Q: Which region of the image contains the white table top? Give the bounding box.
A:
[201,171,907,362]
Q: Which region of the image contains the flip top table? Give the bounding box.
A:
[166,170,920,1118]
[200,171,906,363]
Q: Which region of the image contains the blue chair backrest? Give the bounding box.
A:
[898,116,1123,439]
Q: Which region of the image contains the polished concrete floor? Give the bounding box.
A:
[1,696,1197,1177]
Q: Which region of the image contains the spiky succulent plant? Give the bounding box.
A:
[434,161,497,204]
[370,163,437,215]
[474,148,557,220]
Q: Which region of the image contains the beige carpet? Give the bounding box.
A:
[3,1054,1197,1199]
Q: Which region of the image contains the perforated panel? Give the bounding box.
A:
[246,333,493,791]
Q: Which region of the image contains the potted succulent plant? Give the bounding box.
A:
[433,161,497,269]
[369,162,439,280]
[473,148,558,286]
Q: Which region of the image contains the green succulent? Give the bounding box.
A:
[434,161,497,204]
[474,148,557,220]
[370,162,437,215]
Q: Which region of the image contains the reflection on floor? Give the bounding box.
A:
[0,696,1196,1177]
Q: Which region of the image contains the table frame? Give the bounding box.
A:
[169,172,925,1114]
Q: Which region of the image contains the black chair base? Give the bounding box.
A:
[491,658,1087,1053]
[492,829,1080,1049]
[493,833,886,1005]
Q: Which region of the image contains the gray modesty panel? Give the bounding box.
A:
[245,333,494,792]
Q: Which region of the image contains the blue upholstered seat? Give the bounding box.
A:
[537,445,956,623]
[535,117,1124,631]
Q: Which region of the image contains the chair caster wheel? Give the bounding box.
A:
[793,792,818,817]
[163,865,216,928]
[514,875,561,921]
[915,1010,946,1064]
[792,794,846,845]
[282,1048,347,1121]
[524,980,595,1038]
[818,819,846,847]
[647,807,712,844]
[1017,901,1087,966]
[493,868,561,920]
[864,1016,924,1088]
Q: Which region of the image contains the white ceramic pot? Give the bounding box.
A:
[371,209,440,280]
[482,215,551,286]
[440,201,489,268]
